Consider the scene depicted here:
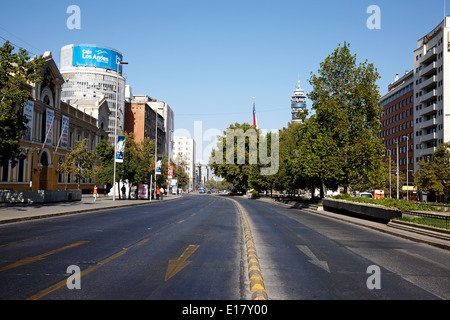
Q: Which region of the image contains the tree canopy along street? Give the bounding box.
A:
[0,194,448,302]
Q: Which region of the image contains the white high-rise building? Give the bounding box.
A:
[413,17,450,172]
[290,78,307,123]
[173,136,196,190]
[60,44,126,141]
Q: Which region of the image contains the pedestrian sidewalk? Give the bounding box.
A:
[0,194,181,225]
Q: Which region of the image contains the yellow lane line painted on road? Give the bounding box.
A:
[0,237,43,249]
[26,238,150,300]
[228,198,268,300]
[0,241,89,272]
[136,239,150,246]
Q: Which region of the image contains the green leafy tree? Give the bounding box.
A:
[172,159,189,189]
[117,132,147,199]
[95,139,114,188]
[96,136,169,198]
[248,130,278,194]
[274,122,307,196]
[307,43,385,194]
[0,41,45,167]
[141,137,155,178]
[204,177,232,191]
[58,139,96,189]
[140,137,168,189]
[210,122,259,193]
[414,142,450,203]
[296,115,343,198]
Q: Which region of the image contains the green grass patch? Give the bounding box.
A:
[331,194,441,212]
[396,216,449,230]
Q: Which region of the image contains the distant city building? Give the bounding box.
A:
[60,44,127,142]
[173,136,196,190]
[379,71,415,187]
[125,85,133,102]
[144,99,175,161]
[195,160,210,189]
[70,97,109,132]
[290,78,307,123]
[124,95,166,155]
[413,17,450,172]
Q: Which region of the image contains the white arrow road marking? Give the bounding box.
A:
[297,245,330,273]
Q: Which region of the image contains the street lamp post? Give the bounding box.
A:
[113,61,128,201]
[387,149,392,199]
[403,135,409,201]
[396,138,399,200]
[167,129,173,194]
[155,111,158,195]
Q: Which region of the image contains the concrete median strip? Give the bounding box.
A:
[229,198,268,300]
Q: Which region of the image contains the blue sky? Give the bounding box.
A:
[0,0,447,159]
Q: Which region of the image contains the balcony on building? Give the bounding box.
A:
[420,61,437,78]
[419,132,437,143]
[419,117,437,130]
[420,75,437,90]
[420,47,437,65]
[421,146,437,156]
[419,89,437,104]
[418,101,438,117]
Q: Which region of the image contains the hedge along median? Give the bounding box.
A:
[322,198,402,223]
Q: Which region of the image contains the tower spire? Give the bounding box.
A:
[291,77,307,123]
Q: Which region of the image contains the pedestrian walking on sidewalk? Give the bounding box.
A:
[121,185,126,199]
[156,187,160,200]
[93,185,98,201]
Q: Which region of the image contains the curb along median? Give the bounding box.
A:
[228,197,268,300]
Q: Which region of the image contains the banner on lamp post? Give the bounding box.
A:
[23,101,34,141]
[168,165,173,179]
[155,157,162,175]
[115,135,126,163]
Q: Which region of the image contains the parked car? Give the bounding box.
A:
[358,192,373,198]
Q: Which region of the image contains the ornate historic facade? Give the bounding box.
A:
[0,52,107,192]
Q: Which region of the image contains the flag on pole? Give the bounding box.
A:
[252,97,258,128]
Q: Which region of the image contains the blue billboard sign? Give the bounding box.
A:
[72,45,123,72]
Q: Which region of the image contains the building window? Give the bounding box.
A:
[18,157,25,182]
[58,158,63,183]
[41,111,47,143]
[1,162,9,182]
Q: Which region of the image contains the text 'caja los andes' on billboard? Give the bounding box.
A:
[72,45,123,73]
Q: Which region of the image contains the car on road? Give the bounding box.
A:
[358,192,373,198]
